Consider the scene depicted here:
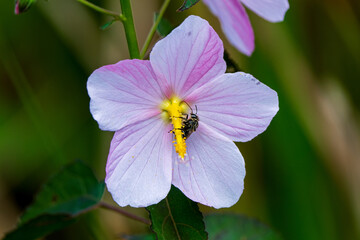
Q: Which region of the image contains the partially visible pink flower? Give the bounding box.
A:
[15,1,20,15]
[87,16,278,208]
[14,0,36,15]
[203,0,289,55]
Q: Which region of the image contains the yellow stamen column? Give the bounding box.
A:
[161,96,188,159]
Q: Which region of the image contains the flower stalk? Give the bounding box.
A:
[98,201,151,225]
[120,0,140,59]
[140,0,171,59]
[77,0,125,21]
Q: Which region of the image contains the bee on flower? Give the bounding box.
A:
[87,16,278,208]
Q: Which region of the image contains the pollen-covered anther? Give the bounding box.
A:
[160,96,188,159]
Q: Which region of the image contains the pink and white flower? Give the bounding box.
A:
[202,0,289,55]
[87,16,278,208]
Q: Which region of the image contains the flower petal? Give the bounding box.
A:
[202,0,254,56]
[186,72,279,142]
[241,0,289,22]
[172,124,245,208]
[150,15,226,98]
[87,59,165,131]
[106,117,173,207]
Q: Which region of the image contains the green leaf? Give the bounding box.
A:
[154,13,173,37]
[177,0,201,12]
[3,215,76,240]
[3,161,105,240]
[147,186,207,240]
[101,19,116,30]
[205,214,283,240]
[21,160,105,222]
[15,0,37,14]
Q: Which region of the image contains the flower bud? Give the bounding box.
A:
[15,0,36,15]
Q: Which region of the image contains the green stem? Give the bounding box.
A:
[120,0,140,59]
[140,0,171,59]
[99,202,150,225]
[77,0,125,21]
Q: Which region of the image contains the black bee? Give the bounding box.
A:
[181,103,199,139]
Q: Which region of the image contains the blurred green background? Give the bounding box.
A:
[1,0,359,239]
